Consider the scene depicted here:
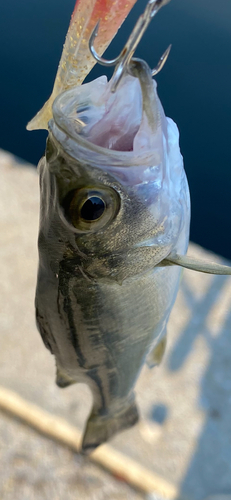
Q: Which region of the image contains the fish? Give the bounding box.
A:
[28,0,231,453]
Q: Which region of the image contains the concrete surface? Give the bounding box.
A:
[0,410,145,500]
[0,149,231,500]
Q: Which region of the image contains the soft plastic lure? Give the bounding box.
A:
[27,0,139,131]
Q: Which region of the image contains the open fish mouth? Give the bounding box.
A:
[51,65,164,160]
[76,75,143,152]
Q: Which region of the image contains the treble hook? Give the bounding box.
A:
[89,0,172,93]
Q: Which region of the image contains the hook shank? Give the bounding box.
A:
[89,0,172,92]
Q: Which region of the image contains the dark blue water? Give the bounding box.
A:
[1,0,231,259]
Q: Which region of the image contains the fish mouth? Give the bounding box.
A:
[76,75,142,152]
[51,72,163,161]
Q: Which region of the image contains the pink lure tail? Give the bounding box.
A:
[27,0,138,131]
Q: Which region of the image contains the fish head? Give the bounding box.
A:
[40,73,190,282]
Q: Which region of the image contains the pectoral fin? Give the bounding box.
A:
[147,336,167,368]
[56,366,75,388]
[161,253,231,275]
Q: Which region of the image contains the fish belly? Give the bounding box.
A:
[36,263,181,405]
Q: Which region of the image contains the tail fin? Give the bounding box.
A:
[82,400,139,453]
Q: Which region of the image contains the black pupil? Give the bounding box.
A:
[80,197,105,221]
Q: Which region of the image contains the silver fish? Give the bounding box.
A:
[32,0,231,453]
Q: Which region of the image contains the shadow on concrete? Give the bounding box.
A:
[169,275,231,500]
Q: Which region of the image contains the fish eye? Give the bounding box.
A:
[80,196,105,221]
[62,186,120,232]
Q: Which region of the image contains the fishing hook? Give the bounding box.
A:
[89,0,172,92]
[151,44,172,76]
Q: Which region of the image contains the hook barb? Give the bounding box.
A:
[89,20,121,67]
[152,44,172,76]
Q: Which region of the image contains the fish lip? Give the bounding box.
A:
[49,117,158,169]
